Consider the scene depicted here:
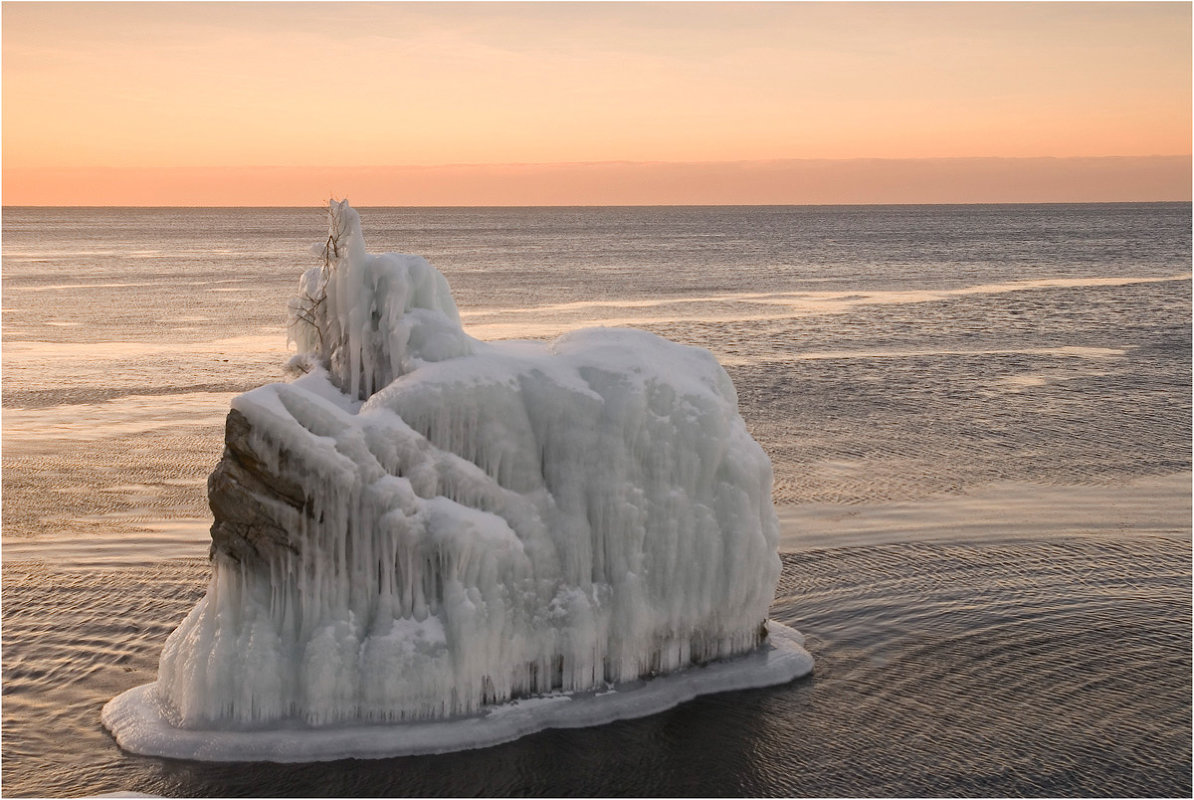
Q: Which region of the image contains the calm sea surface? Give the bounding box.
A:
[3,204,1191,796]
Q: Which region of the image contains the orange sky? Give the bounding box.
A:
[3,2,1191,205]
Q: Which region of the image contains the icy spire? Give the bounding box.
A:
[287,199,471,400]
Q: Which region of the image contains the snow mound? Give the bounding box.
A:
[102,200,811,758]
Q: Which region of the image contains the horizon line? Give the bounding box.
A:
[5,200,1193,210]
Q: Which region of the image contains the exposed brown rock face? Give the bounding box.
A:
[207,408,306,565]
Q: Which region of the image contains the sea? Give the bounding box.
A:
[2,203,1191,797]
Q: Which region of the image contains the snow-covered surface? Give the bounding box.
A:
[102,200,805,757]
[103,622,810,763]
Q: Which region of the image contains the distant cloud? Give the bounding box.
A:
[4,156,1190,206]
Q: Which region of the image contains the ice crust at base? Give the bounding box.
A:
[103,199,808,756]
[103,622,811,763]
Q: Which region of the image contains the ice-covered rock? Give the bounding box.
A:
[103,200,811,758]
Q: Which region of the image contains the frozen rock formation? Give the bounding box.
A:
[103,200,811,759]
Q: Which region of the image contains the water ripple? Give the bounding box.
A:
[2,536,1188,797]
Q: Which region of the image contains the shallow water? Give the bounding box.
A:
[3,543,1189,797]
[2,204,1190,796]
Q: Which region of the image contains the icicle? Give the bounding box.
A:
[147,200,788,730]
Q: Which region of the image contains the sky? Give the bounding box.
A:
[3,2,1191,205]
